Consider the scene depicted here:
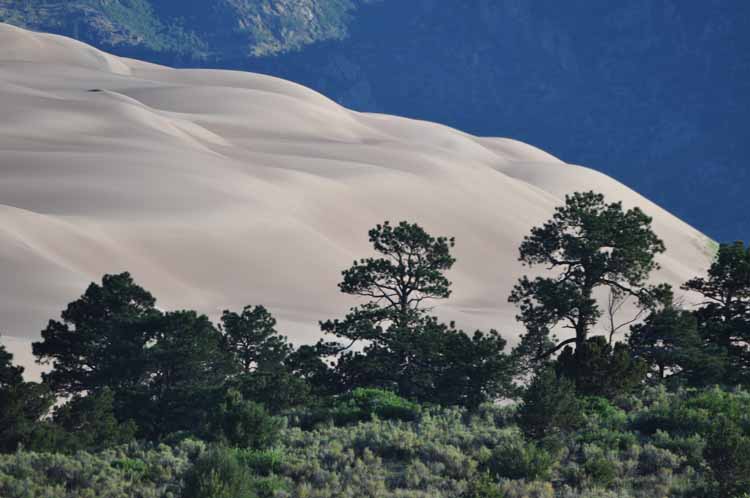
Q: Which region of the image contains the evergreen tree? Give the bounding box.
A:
[335,317,515,407]
[50,388,137,452]
[703,416,750,498]
[139,310,233,439]
[221,305,290,373]
[321,220,455,342]
[221,305,324,412]
[32,272,161,398]
[323,221,514,406]
[628,305,713,385]
[0,340,23,388]
[322,220,457,392]
[683,241,750,385]
[207,388,282,449]
[0,342,53,453]
[509,191,668,362]
[517,367,581,441]
[556,336,646,399]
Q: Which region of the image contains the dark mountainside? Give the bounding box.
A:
[1,0,748,241]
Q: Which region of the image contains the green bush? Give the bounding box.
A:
[0,440,197,498]
[637,444,682,475]
[208,389,283,449]
[582,456,617,488]
[3,389,746,498]
[234,448,285,476]
[329,388,422,425]
[488,439,554,481]
[462,471,505,498]
[703,416,750,498]
[518,368,581,441]
[651,430,705,468]
[181,446,257,498]
[580,397,628,430]
[632,387,750,437]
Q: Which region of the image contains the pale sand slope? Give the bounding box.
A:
[0,23,715,377]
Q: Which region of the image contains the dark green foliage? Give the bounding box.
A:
[509,191,667,361]
[426,324,516,408]
[651,430,706,469]
[285,343,340,398]
[628,304,706,384]
[221,305,290,374]
[181,446,258,498]
[138,310,233,439]
[324,221,515,406]
[30,274,238,440]
[1,389,747,497]
[296,387,421,428]
[335,317,516,407]
[322,220,456,335]
[0,340,23,388]
[517,368,581,441]
[33,272,160,398]
[330,388,421,425]
[0,439,200,498]
[631,386,750,437]
[207,389,282,449]
[581,455,618,488]
[703,416,750,498]
[462,472,505,498]
[0,381,54,454]
[234,369,312,415]
[0,342,54,453]
[341,221,456,315]
[49,389,137,452]
[321,220,456,373]
[557,336,647,398]
[222,305,318,413]
[576,397,637,451]
[683,241,750,385]
[488,439,554,481]
[234,448,286,476]
[8,216,750,496]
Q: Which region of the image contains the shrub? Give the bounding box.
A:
[632,387,750,437]
[488,440,554,481]
[580,397,627,430]
[235,448,285,476]
[181,446,257,498]
[330,388,422,425]
[582,456,617,488]
[651,430,705,468]
[518,368,581,441]
[208,389,283,449]
[0,441,193,498]
[703,416,750,498]
[49,389,137,453]
[637,444,682,475]
[462,471,505,498]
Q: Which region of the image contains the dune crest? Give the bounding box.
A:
[0,24,714,375]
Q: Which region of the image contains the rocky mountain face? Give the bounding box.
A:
[1,0,747,240]
[0,0,374,60]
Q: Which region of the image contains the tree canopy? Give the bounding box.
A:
[32,272,161,398]
[682,241,750,384]
[322,220,515,405]
[509,191,668,360]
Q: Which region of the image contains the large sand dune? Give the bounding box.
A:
[0,23,714,376]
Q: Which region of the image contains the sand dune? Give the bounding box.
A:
[0,23,715,377]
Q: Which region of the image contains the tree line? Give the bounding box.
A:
[1,191,749,495]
